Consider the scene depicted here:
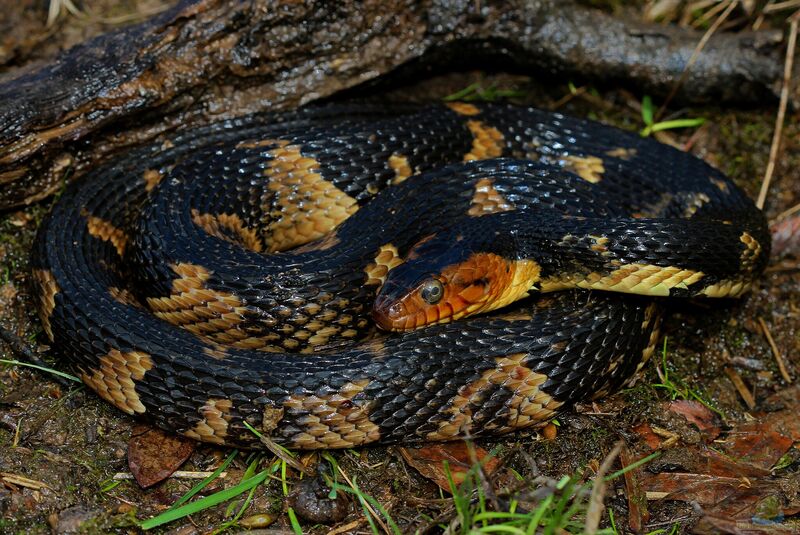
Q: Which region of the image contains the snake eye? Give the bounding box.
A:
[419,279,444,305]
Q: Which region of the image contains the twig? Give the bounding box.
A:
[0,472,50,490]
[46,0,85,27]
[757,10,799,209]
[256,434,314,477]
[724,367,756,409]
[657,0,738,120]
[758,317,792,382]
[335,464,392,535]
[585,440,624,535]
[327,519,364,535]
[551,86,587,110]
[691,0,733,29]
[772,201,800,223]
[92,3,171,25]
[764,0,800,14]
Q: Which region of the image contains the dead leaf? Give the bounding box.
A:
[399,442,500,492]
[632,422,663,450]
[128,424,195,488]
[634,385,800,531]
[667,400,721,440]
[752,385,800,443]
[717,422,793,471]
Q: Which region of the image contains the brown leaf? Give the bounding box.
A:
[644,473,761,504]
[399,442,500,492]
[632,422,662,450]
[756,385,800,442]
[639,385,800,530]
[667,400,721,440]
[128,424,195,488]
[717,422,794,471]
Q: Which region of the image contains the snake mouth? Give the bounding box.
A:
[373,251,543,332]
[372,281,436,331]
[373,271,462,331]
[371,294,410,331]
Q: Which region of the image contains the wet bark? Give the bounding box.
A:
[0,0,790,209]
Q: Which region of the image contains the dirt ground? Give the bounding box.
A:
[1,2,799,534]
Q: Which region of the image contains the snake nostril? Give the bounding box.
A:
[388,303,403,318]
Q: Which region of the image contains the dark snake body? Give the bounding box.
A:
[30,103,769,449]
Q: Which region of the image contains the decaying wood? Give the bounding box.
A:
[0,0,791,209]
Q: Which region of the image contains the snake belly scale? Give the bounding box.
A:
[30,102,768,449]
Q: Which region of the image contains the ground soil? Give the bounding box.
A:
[0,2,798,534]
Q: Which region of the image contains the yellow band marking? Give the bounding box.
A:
[147,263,256,347]
[32,269,59,342]
[446,102,481,116]
[427,353,562,440]
[700,280,751,298]
[82,350,153,415]
[710,177,730,193]
[284,379,380,449]
[109,286,141,308]
[468,178,515,216]
[589,235,610,254]
[264,144,359,252]
[388,153,413,184]
[540,264,705,296]
[562,155,605,183]
[464,121,504,161]
[364,243,404,287]
[682,192,711,217]
[191,210,264,252]
[739,231,762,273]
[183,398,233,445]
[605,147,637,160]
[83,211,128,257]
[143,169,164,192]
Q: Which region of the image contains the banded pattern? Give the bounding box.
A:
[30,103,768,449]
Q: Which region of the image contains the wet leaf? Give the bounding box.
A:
[636,385,800,530]
[716,422,793,471]
[399,442,500,492]
[128,424,195,488]
[667,399,721,440]
[632,422,662,450]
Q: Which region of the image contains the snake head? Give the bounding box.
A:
[372,227,540,332]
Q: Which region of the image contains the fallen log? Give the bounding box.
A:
[0,0,790,209]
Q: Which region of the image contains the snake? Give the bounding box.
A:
[30,102,769,449]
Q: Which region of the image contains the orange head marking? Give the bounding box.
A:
[372,230,539,331]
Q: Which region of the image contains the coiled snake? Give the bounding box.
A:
[31,102,768,449]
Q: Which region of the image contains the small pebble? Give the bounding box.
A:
[238,513,275,528]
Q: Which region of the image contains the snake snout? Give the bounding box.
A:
[372,292,409,331]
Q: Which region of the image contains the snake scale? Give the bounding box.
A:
[30,102,768,449]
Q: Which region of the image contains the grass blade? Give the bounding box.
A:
[168,450,238,511]
[140,469,267,530]
[0,359,81,382]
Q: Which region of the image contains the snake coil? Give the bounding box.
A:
[31,102,768,449]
